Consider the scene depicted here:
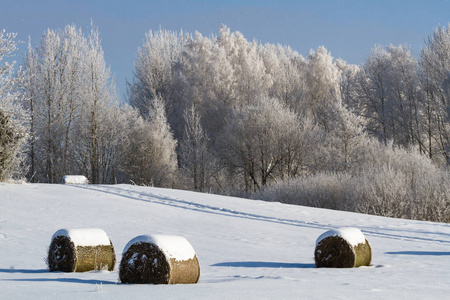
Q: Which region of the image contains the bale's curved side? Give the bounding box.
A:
[315,236,371,268]
[353,239,372,267]
[119,241,200,284]
[48,236,77,272]
[168,255,200,284]
[74,240,116,272]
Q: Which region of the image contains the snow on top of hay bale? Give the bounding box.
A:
[316,227,366,247]
[62,175,88,184]
[123,235,196,261]
[52,228,111,247]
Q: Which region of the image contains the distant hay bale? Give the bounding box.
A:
[119,235,200,284]
[314,227,371,268]
[47,228,116,272]
[62,175,88,184]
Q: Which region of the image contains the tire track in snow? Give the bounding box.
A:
[69,185,450,245]
[69,185,330,231]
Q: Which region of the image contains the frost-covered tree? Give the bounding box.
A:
[23,24,121,183]
[386,45,423,149]
[319,101,370,173]
[22,41,38,180]
[76,24,119,184]
[260,43,307,114]
[335,58,359,109]
[0,30,28,181]
[355,45,424,150]
[173,30,235,139]
[222,97,307,192]
[128,28,186,118]
[123,96,177,187]
[355,46,393,145]
[419,24,450,165]
[305,46,341,130]
[179,104,216,192]
[217,25,271,107]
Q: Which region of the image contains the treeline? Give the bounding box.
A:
[1,24,450,221]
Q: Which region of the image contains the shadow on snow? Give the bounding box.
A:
[0,269,48,274]
[212,261,315,268]
[3,277,117,285]
[385,251,450,256]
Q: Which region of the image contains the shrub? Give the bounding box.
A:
[256,143,450,222]
[0,108,26,181]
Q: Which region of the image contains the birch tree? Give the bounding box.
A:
[179,104,215,191]
[355,46,393,145]
[222,97,305,192]
[419,24,450,165]
[385,45,423,149]
[77,24,118,184]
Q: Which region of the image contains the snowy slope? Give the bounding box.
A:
[1,183,450,299]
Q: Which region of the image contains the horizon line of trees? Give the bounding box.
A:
[1,23,450,222]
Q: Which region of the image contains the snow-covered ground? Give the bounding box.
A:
[1,183,449,299]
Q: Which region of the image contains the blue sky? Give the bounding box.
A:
[2,0,450,101]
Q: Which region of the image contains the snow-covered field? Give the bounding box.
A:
[1,183,450,299]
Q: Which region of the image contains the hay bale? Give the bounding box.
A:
[62,175,88,184]
[47,228,116,272]
[119,235,200,284]
[314,227,371,268]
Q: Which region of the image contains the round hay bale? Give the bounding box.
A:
[314,227,371,268]
[119,235,200,284]
[47,228,116,272]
